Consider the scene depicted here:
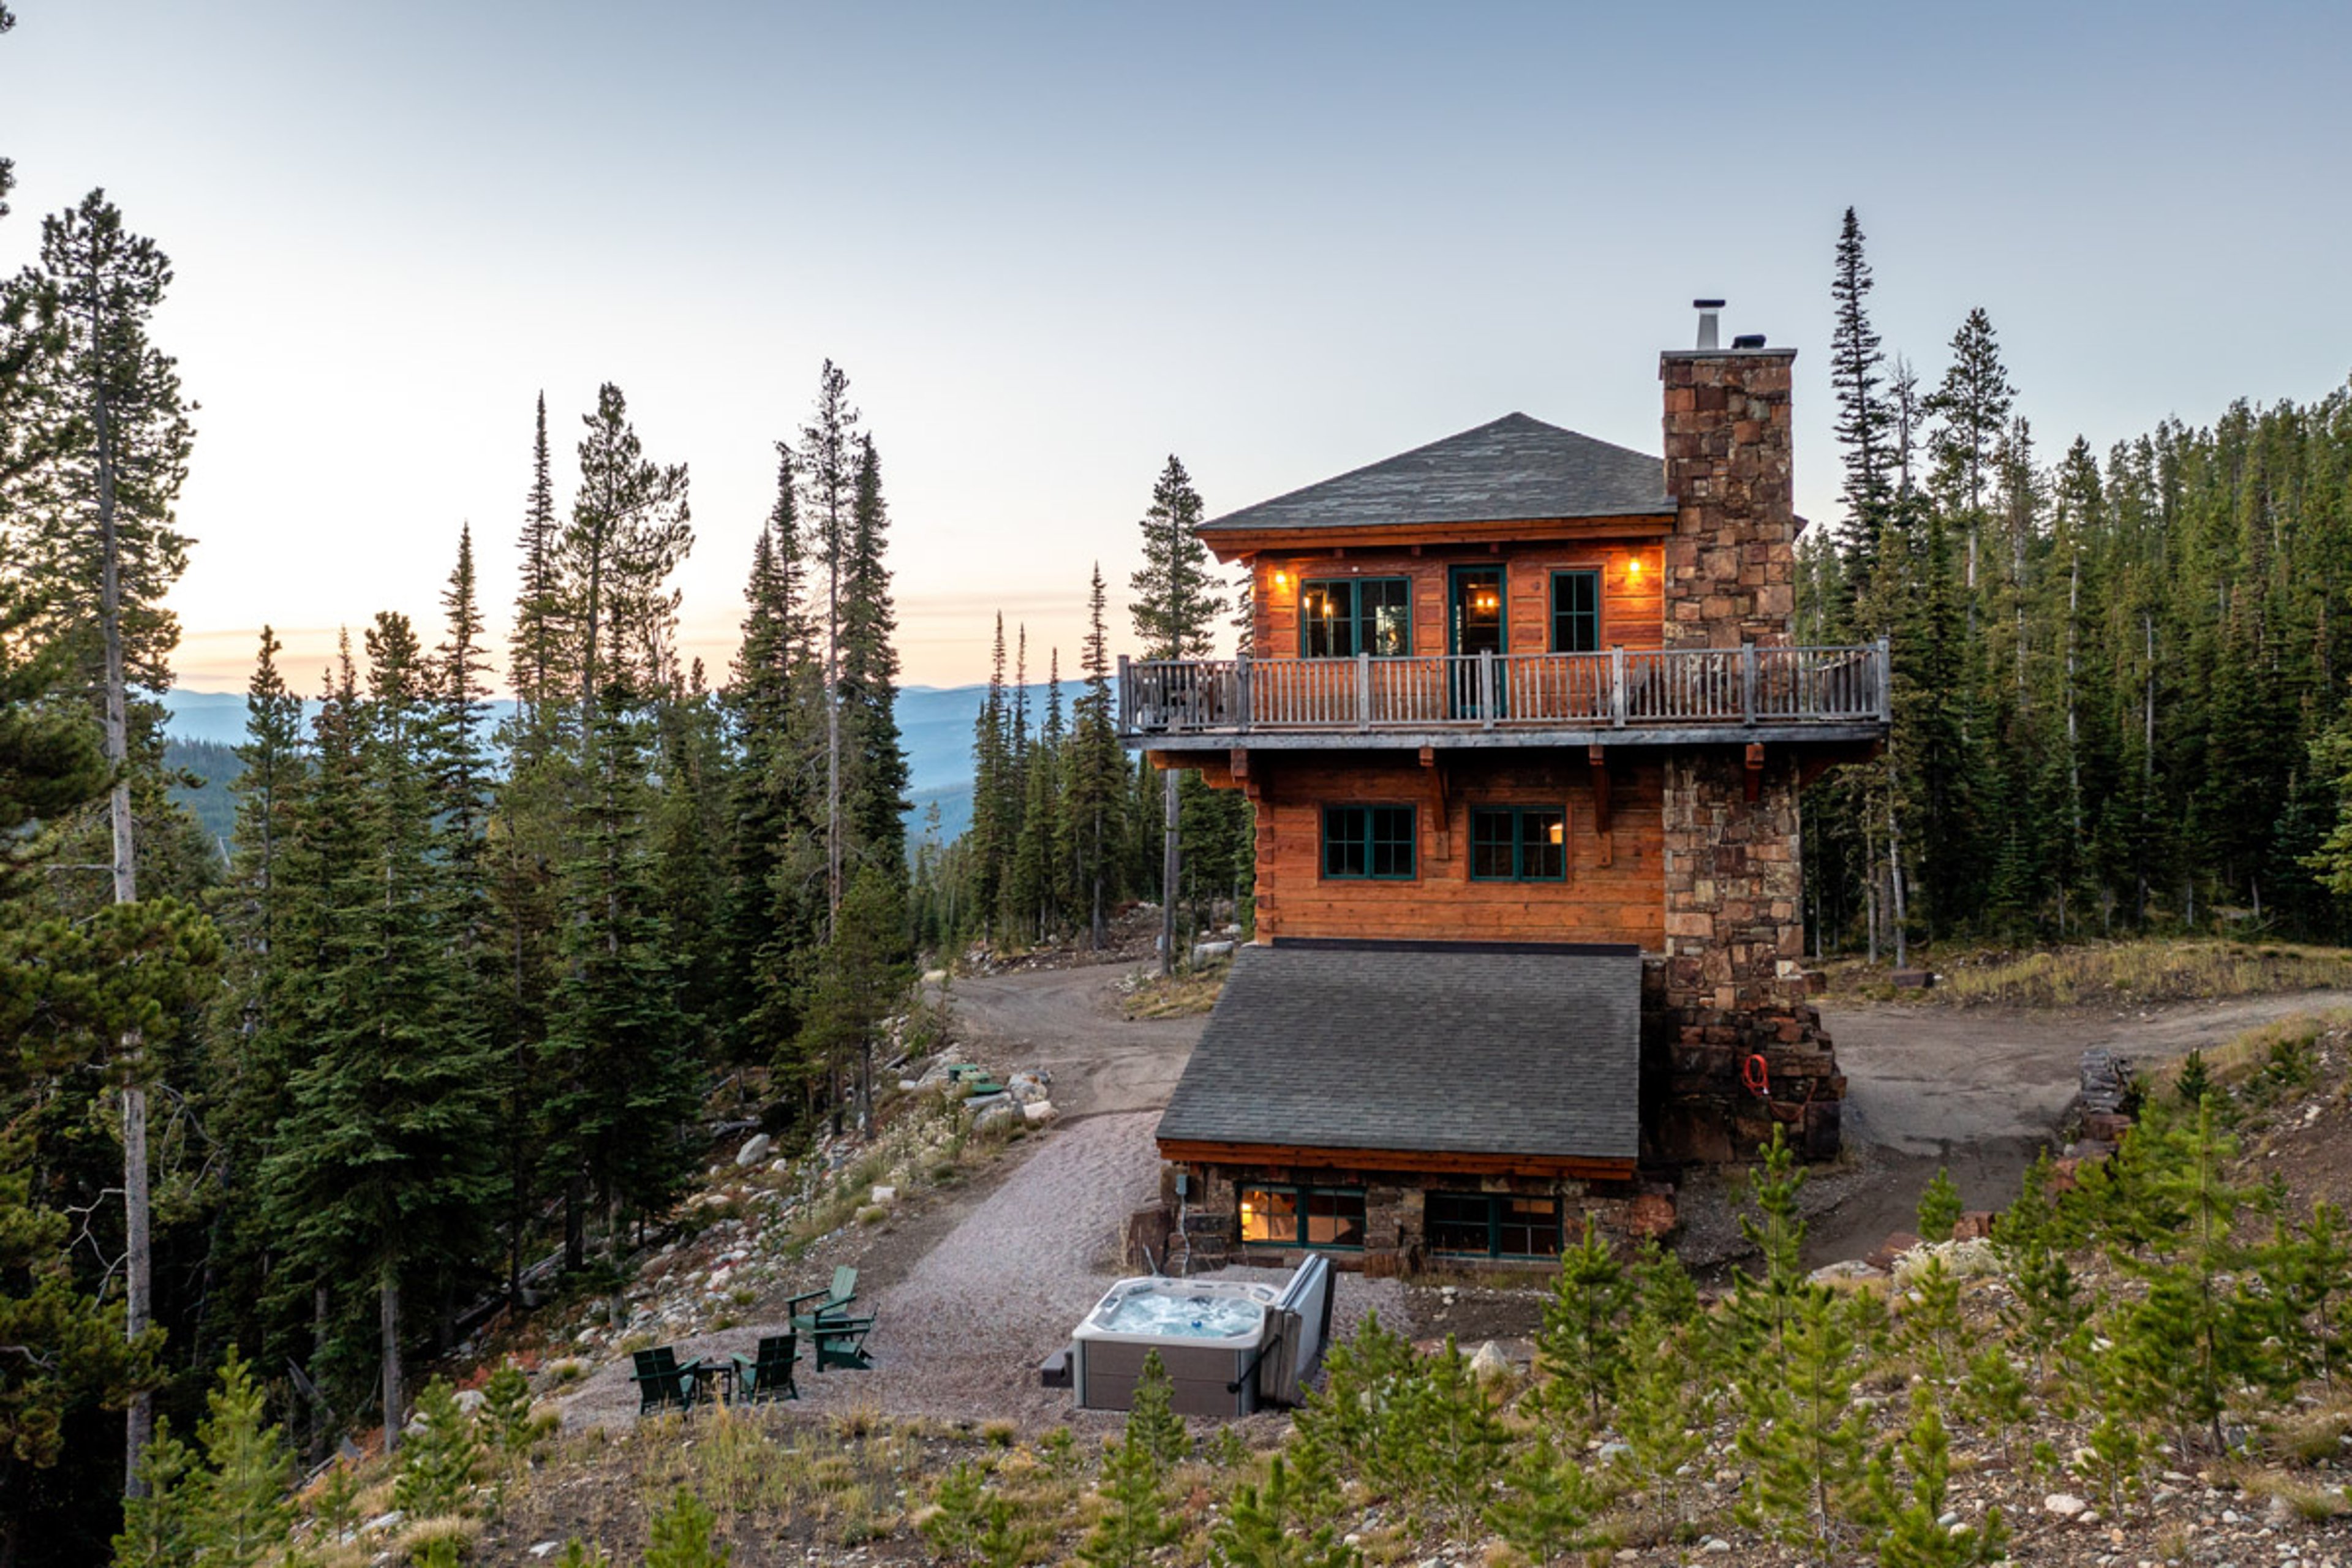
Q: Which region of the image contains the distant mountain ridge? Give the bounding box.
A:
[160,681,1080,851]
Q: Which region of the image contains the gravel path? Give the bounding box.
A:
[557,1107,1407,1433]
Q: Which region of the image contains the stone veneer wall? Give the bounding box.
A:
[1163,1162,1662,1275]
[1652,347,1842,1159]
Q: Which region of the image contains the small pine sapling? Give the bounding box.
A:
[1995,1155,2087,1383]
[1956,1344,2032,1474]
[1210,1454,1360,1568]
[1895,1254,1966,1386]
[973,1496,1034,1568]
[2258,1200,2351,1387]
[1871,1385,2008,1568]
[644,1487,731,1568]
[2076,1406,2145,1521]
[1733,1286,1875,1558]
[1291,1311,1414,1490]
[2174,1050,2212,1109]
[479,1362,548,1459]
[1125,1349,1191,1469]
[111,1417,200,1568]
[554,1541,610,1568]
[1719,1124,1811,1366]
[1609,1315,1709,1542]
[1536,1224,1631,1430]
[1404,1337,1509,1541]
[1207,1425,1251,1469]
[311,1460,361,1543]
[919,1461,987,1564]
[193,1355,294,1568]
[393,1378,481,1519]
[1077,1435,1182,1568]
[1038,1425,1079,1481]
[1483,1433,1605,1566]
[1629,1237,1700,1327]
[1917,1166,1962,1243]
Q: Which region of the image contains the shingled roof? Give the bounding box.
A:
[1197,413,1672,536]
[1156,940,1642,1164]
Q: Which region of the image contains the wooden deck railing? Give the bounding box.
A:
[1117,641,1890,737]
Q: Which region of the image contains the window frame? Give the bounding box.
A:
[1550,568,1602,654]
[1321,802,1418,881]
[1300,576,1414,660]
[1467,804,1569,883]
[1424,1191,1564,1260]
[1238,1183,1368,1252]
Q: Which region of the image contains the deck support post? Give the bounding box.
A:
[1745,742,1765,802]
[1588,744,1613,866]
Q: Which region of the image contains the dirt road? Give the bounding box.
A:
[1805,987,2352,1261]
[944,963,1205,1120]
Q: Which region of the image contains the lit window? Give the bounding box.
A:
[1302,578,1412,658]
[1239,1185,1366,1250]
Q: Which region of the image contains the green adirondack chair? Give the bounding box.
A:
[729,1333,799,1403]
[630,1346,708,1415]
[787,1265,859,1332]
[811,1316,875,1371]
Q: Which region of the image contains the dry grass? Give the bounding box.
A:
[1836,940,2352,1008]
[393,1515,483,1563]
[2148,1011,2350,1100]
[2222,1461,2351,1521]
[1120,959,1231,1019]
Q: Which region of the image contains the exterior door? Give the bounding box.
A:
[1448,565,1506,718]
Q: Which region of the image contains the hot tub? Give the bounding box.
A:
[1068,1257,1333,1417]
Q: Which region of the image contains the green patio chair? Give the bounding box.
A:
[812,1315,875,1371]
[729,1333,799,1404]
[630,1346,708,1415]
[786,1265,858,1332]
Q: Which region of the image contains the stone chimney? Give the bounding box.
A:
[1659,327,1798,650]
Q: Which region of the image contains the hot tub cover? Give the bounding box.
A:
[1156,938,1641,1164]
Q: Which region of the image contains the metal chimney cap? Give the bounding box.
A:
[1692,298,1726,309]
[1732,333,1767,350]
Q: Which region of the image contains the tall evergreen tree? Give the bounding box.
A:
[839,431,910,880]
[1129,456,1226,974]
[1830,206,1892,580]
[1069,564,1127,948]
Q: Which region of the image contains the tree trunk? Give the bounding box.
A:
[380,1269,403,1457]
[1159,769,1179,978]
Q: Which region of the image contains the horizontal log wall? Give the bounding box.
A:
[1253,540,1664,661]
[1249,752,1665,947]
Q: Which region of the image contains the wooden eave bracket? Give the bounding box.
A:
[1587,744,1613,865]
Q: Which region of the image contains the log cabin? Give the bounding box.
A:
[1121,304,1888,1270]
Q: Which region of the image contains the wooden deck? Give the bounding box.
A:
[1118,641,1889,750]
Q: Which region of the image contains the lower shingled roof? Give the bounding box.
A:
[1155,939,1642,1163]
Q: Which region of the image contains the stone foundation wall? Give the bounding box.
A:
[1163,1161,1662,1275]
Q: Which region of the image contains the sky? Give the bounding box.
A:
[5,1,2350,693]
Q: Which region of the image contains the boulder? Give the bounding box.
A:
[973,1101,1018,1133]
[1626,1191,1677,1239]
[870,1185,897,1206]
[1468,1341,1511,1383]
[2043,1493,2087,1518]
[734,1133,772,1167]
[1023,1100,1058,1126]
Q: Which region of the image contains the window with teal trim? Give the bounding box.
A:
[1426,1192,1562,1258]
[1322,804,1415,880]
[1240,1185,1366,1250]
[1550,570,1600,653]
[1468,806,1567,881]
[1302,577,1412,658]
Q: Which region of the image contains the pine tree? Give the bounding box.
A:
[1830,206,1893,580]
[191,1355,293,1568]
[1403,1337,1509,1539]
[110,1416,198,1568]
[1608,1314,1709,1542]
[795,865,913,1131]
[799,360,861,919]
[1733,1287,1875,1557]
[510,393,564,732]
[1069,565,1127,948]
[839,431,910,881]
[16,188,198,1494]
[541,684,698,1258]
[1077,1435,1181,1568]
[1871,1385,2007,1568]
[1536,1224,1630,1428]
[644,1487,731,1568]
[1916,1164,1962,1242]
[261,627,502,1447]
[1125,1348,1191,1469]
[1212,1454,1359,1568]
[1129,456,1227,976]
[558,381,693,733]
[393,1378,481,1519]
[1483,1433,1605,1566]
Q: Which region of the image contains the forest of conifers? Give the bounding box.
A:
[1798,211,2352,955]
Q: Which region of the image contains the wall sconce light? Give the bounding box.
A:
[1272,570,1289,591]
[1626,556,1643,578]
